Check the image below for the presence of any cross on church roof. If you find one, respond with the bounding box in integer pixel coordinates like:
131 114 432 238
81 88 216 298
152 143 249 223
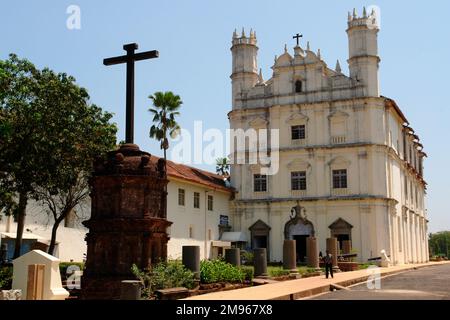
293 33 303 46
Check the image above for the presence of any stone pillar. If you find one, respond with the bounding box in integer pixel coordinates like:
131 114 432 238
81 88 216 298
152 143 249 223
326 237 341 272
182 246 200 279
120 280 141 300
415 215 420 263
81 144 172 300
342 240 352 255
307 237 320 270
225 248 240 267
253 248 268 277
282 240 297 273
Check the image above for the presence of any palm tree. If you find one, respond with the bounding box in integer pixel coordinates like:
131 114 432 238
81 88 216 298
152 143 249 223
148 91 182 163
216 157 230 176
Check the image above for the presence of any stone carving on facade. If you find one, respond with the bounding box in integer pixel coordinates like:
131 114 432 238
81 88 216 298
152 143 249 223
284 203 315 239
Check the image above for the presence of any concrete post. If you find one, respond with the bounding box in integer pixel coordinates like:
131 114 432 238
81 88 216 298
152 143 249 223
283 240 297 273
182 245 200 279
342 240 352 255
307 237 320 270
120 280 141 300
225 248 241 267
253 248 268 277
326 237 341 272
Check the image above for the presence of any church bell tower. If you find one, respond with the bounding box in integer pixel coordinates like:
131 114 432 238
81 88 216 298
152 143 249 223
230 28 258 109
347 7 380 97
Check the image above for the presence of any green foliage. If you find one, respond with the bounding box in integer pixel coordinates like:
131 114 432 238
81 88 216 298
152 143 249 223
268 267 290 277
200 259 245 284
429 231 450 257
215 157 230 176
0 53 117 256
357 263 377 270
131 261 196 299
0 265 13 290
241 250 254 266
240 266 254 281
148 91 182 155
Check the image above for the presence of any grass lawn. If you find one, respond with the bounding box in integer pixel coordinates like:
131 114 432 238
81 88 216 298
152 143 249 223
357 263 378 270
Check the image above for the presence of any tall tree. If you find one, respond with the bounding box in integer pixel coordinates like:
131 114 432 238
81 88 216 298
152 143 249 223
0 54 42 258
216 157 230 176
148 91 182 219
0 54 117 257
31 66 116 255
429 231 450 258
148 91 182 163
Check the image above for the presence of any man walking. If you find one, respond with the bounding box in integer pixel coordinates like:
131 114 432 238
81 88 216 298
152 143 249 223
324 250 334 279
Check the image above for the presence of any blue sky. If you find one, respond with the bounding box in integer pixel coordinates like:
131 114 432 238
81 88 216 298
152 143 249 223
1 1 448 232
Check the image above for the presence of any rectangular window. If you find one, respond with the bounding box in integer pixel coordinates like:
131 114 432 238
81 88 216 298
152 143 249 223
189 226 194 238
332 169 347 189
208 229 212 241
253 174 267 192
291 171 306 190
207 195 214 211
291 125 306 140
178 188 185 206
193 192 200 209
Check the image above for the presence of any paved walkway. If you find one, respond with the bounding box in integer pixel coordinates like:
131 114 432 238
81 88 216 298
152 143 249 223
309 263 450 300
183 261 450 300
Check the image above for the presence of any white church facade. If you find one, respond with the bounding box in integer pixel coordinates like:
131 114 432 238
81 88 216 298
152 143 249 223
228 8 429 265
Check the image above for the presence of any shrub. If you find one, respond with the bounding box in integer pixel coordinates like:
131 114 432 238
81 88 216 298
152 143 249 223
131 261 196 299
200 259 245 284
240 266 254 281
0 266 13 290
241 250 254 266
268 267 290 277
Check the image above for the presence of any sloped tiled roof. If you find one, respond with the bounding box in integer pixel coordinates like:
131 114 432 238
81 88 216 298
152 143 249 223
150 156 232 193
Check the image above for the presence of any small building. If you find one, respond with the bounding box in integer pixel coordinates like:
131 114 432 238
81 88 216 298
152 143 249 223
160 157 234 260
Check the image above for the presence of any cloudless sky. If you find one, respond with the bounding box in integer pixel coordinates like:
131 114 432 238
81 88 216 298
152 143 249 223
1 1 448 232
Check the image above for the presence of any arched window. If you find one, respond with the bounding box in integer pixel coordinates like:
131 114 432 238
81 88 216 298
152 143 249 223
295 80 303 93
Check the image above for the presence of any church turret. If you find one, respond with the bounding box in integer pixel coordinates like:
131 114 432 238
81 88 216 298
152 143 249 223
231 28 258 109
347 7 380 97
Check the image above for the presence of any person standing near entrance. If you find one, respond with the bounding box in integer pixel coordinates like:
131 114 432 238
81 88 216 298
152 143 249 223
324 250 333 279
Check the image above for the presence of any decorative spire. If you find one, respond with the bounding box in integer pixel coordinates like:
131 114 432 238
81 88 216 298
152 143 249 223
353 8 357 19
335 59 342 73
249 28 254 38
233 29 237 38
284 44 288 53
363 7 367 18
258 68 264 83
371 8 376 17
254 31 257 38
317 49 321 59
307 41 310 51
241 27 245 38
274 55 277 64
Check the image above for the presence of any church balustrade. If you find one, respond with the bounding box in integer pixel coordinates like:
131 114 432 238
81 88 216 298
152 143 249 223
291 189 307 197
331 135 347 144
331 188 348 196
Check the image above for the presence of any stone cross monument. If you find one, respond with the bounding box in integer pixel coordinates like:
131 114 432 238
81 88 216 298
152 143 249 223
81 43 171 300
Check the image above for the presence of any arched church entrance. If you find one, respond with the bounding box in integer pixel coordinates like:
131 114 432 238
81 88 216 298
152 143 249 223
284 204 315 263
